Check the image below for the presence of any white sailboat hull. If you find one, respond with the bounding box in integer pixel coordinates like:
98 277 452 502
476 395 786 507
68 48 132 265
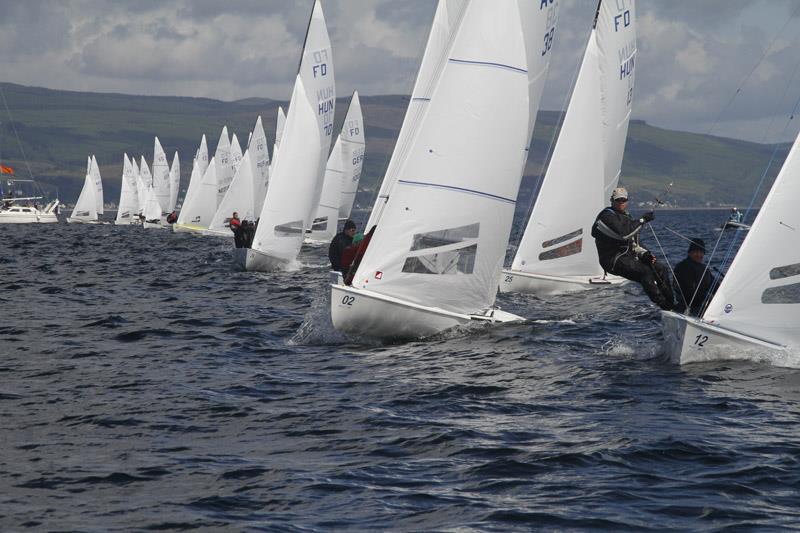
661 310 788 365
202 228 233 238
1 212 58 224
499 269 628 295
331 284 524 341
232 248 290 272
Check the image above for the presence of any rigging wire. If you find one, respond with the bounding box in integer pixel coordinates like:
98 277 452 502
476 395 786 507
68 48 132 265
0 84 36 180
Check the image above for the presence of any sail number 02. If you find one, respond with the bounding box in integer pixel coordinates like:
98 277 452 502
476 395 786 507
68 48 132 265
694 334 709 347
341 295 355 306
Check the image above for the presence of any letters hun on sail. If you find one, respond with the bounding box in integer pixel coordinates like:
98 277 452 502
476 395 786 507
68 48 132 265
249 0 335 267
510 0 636 279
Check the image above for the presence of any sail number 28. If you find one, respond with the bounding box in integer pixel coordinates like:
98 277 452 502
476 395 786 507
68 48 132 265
694 334 709 347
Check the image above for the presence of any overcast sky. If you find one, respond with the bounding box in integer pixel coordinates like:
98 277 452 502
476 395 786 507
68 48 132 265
1 0 799 142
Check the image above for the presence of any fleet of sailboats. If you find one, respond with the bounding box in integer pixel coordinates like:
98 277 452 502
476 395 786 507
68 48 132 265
6 0 794 367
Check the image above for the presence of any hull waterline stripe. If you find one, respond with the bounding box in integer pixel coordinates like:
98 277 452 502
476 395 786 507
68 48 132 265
398 179 516 205
448 58 527 75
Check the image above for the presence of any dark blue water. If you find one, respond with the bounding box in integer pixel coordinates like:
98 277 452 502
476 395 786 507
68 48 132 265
2 210 800 531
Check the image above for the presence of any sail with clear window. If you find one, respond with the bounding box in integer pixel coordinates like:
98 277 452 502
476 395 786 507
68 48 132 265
343 0 530 314
239 0 335 271
502 0 635 294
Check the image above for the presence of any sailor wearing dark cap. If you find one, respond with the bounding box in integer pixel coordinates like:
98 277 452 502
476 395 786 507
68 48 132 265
329 219 357 273
673 237 722 316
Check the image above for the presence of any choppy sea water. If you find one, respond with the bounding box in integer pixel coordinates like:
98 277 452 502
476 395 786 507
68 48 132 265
2 209 799 531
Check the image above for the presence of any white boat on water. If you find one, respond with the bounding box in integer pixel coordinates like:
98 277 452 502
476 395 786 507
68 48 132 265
174 132 220 234
500 0 635 296
205 116 270 238
662 128 800 365
115 154 139 225
234 0 335 271
331 0 557 340
0 200 59 223
68 156 104 224
306 91 365 244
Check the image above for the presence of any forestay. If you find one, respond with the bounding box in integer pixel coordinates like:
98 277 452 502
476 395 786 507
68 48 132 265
365 0 468 231
702 130 800 347
250 0 335 265
350 0 530 313
309 91 365 241
510 0 635 277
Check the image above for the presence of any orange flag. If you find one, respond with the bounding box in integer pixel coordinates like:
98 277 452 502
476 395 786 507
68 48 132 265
0 165 13 175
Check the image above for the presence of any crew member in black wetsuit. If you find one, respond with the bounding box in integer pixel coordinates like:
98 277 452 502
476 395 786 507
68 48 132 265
673 238 721 316
329 219 356 273
591 187 675 310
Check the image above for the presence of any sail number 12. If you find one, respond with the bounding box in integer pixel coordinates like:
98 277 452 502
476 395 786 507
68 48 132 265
694 334 709 347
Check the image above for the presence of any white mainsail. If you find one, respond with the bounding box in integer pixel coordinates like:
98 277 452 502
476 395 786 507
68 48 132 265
701 131 800 347
207 117 271 235
338 91 365 221
69 173 98 222
272 106 286 167
214 126 232 206
346 0 530 314
250 116 271 217
152 137 171 214
230 133 243 175
116 154 139 224
365 0 468 232
142 185 162 222
138 157 152 214
168 152 180 213
245 0 335 269
308 91 365 242
507 0 636 281
179 135 209 219
177 157 218 229
90 155 104 215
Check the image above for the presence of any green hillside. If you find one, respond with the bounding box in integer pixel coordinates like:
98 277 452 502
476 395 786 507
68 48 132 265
0 82 787 208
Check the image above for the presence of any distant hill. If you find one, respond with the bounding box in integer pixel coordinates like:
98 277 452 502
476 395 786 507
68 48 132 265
0 82 788 210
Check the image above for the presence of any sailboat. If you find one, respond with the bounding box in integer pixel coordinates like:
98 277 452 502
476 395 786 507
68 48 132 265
205 116 270 237
142 137 171 229
662 128 800 365
174 131 221 234
271 106 286 171
68 156 103 224
500 0 636 296
330 0 557 340
115 154 139 224
306 91 365 243
234 0 335 271
168 151 180 215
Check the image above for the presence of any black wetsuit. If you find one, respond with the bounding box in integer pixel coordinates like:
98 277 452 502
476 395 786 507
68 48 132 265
328 231 353 273
673 257 720 315
591 207 675 310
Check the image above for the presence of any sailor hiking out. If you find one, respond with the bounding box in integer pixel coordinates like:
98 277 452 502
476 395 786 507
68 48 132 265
591 187 675 310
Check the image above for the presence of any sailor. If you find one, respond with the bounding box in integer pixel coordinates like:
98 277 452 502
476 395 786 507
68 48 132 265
166 211 178 224
329 219 356 273
729 207 743 223
673 238 721 316
229 211 241 232
591 187 675 310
